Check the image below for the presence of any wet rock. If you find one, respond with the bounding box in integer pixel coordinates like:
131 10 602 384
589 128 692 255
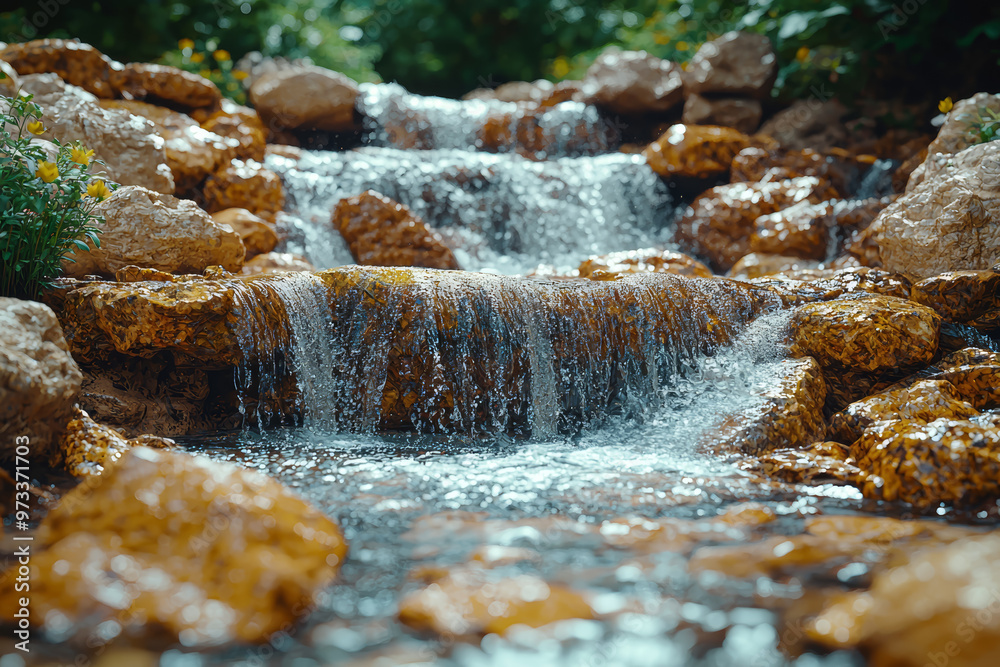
110 62 222 110
730 147 877 198
643 124 756 180
0 38 117 97
580 48 684 115
749 198 891 262
0 298 82 458
476 102 608 157
807 532 1000 665
577 248 713 279
851 417 1000 508
682 94 762 134
882 348 1000 411
788 295 939 373
599 515 744 554
683 32 776 98
22 74 174 193
398 566 593 637
910 267 1000 325
332 190 460 270
828 379 980 445
0 447 346 645
675 176 839 272
58 407 174 476
212 208 278 259
101 98 240 193
711 357 827 455
758 99 849 152
873 140 1000 279
739 441 862 485
908 92 1000 190
200 159 285 215
727 253 822 280
197 100 268 162
249 65 360 132
62 185 244 278
753 267 912 304
241 252 316 275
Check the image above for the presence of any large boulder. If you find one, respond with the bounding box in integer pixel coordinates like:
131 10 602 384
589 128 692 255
20 74 174 193
0 447 347 645
332 190 460 270
0 298 82 458
580 48 684 115
61 185 244 278
249 65 360 132
683 32 776 98
873 140 1000 279
0 38 117 98
908 92 1000 190
109 62 222 111
910 267 1000 325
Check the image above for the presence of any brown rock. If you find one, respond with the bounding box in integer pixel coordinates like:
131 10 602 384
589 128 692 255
877 348 1000 413
200 159 285 215
750 201 833 260
873 140 1000 278
212 208 278 259
727 253 822 280
581 48 684 114
851 417 1000 508
199 100 267 162
753 267 912 304
249 65 360 132
332 190 460 270
675 176 839 272
577 248 713 279
643 124 756 179
61 185 244 278
807 533 1000 664
241 252 316 275
22 74 174 193
788 295 940 374
0 298 82 458
758 99 848 151
476 103 607 157
398 566 593 637
730 146 877 198
58 407 174 476
828 379 980 445
683 31 776 98
682 94 762 134
110 62 222 110
739 442 862 485
0 447 347 645
0 38 116 97
910 267 1000 325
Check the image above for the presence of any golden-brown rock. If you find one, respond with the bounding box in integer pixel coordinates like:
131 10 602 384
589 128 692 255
0 298 82 458
683 31 776 98
750 200 833 260
61 185 244 278
727 253 823 280
682 94 762 134
58 407 173 476
580 48 683 114
730 146 874 198
199 100 267 162
675 176 839 272
753 267 912 305
643 124 755 179
110 62 222 110
739 442 862 485
0 447 347 645
241 252 316 275
0 38 116 97
398 566 593 637
249 65 359 132
332 190 460 270
910 267 1000 324
577 248 713 279
212 208 278 259
200 159 285 215
827 380 980 445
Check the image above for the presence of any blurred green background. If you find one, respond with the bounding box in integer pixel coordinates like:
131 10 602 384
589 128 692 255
3 0 998 103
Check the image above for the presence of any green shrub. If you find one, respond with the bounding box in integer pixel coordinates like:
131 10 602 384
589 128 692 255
0 90 109 300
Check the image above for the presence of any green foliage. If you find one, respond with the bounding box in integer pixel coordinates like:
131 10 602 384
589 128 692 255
969 107 1000 145
159 41 250 104
0 90 109 300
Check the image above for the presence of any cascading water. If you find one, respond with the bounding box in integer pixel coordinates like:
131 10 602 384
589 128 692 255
268 148 674 274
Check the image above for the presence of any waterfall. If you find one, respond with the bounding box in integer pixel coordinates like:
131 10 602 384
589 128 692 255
267 148 674 275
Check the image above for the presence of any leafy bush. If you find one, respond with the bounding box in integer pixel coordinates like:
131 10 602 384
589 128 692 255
0 90 109 299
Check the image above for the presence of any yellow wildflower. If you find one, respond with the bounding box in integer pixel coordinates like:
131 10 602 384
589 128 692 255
938 97 954 113
70 146 95 166
27 120 45 135
35 161 58 183
190 52 205 64
178 38 195 50
796 46 810 64
232 70 249 81
199 69 212 79
675 40 689 52
552 56 570 79
86 180 111 201
214 49 231 61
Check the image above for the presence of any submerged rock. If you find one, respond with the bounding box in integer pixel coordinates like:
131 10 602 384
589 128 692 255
61 185 244 278
249 65 360 132
580 48 683 115
332 190 460 270
643 124 757 179
0 447 346 645
0 38 117 97
0 298 82 458
683 31 776 98
577 248 713 279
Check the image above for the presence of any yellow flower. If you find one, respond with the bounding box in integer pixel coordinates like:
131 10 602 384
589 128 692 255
552 56 570 79
178 38 195 50
675 40 689 52
27 120 45 135
35 161 58 183
232 70 249 81
214 49 231 62
199 69 212 79
86 180 111 201
190 52 204 64
796 46 810 64
938 97 954 113
70 146 95 166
